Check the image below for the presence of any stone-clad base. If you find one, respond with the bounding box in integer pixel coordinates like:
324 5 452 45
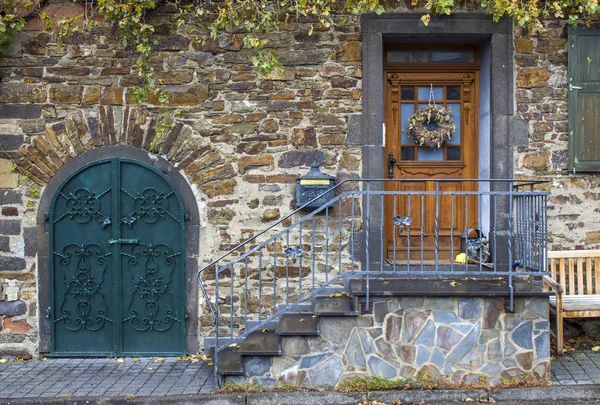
229 296 550 387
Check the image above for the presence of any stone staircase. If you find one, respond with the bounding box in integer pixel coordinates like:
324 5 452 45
206 283 361 380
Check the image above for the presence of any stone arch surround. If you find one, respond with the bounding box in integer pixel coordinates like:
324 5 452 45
32 107 218 354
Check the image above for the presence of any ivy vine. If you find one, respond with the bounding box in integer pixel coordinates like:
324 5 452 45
1 0 599 105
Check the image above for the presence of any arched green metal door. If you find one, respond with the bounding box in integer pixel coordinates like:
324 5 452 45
50 158 186 356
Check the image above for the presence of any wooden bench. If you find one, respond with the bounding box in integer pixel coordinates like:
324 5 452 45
543 249 600 355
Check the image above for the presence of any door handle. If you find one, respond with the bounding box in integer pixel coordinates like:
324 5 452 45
569 84 582 91
108 239 139 244
388 152 397 179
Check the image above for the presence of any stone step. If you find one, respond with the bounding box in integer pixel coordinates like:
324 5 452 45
238 330 282 356
313 295 358 316
277 303 313 313
204 337 234 352
275 313 320 336
245 320 279 331
216 347 244 376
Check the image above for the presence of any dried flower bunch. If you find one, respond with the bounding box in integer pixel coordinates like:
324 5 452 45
407 105 456 149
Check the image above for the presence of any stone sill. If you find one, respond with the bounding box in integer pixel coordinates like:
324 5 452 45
349 277 552 298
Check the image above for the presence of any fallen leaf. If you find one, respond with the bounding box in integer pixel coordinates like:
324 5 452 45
450 281 461 286
420 13 431 26
132 357 139 362
155 358 164 363
592 346 600 352
117 358 125 363
0 359 8 364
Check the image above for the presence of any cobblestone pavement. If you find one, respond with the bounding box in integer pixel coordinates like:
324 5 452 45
0 350 598 399
0 357 215 399
551 349 600 385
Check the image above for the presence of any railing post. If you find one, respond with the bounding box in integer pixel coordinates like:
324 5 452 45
508 186 514 312
392 194 397 273
351 194 356 273
434 181 440 270
214 261 219 387
365 181 371 311
380 193 384 272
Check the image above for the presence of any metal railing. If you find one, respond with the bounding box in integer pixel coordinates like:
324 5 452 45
197 179 549 381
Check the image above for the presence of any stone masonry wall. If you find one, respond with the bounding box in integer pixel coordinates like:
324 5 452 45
228 296 551 386
0 2 597 357
0 2 363 356
514 21 600 250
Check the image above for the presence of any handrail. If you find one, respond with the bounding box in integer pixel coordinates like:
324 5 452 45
197 178 549 277
196 178 357 278
202 178 549 386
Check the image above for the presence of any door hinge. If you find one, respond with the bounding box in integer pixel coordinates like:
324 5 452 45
43 212 49 231
184 211 191 222
45 307 51 319
108 239 139 244
185 310 190 319
569 83 582 91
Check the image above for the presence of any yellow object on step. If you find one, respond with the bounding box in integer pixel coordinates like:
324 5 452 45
455 253 467 263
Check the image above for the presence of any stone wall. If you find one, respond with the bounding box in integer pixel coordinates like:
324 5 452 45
0 2 597 357
0 3 363 356
228 296 551 386
514 22 600 250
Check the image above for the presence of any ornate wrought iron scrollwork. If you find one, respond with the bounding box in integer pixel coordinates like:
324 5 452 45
393 215 412 233
284 246 303 264
61 188 112 228
53 243 113 331
121 188 177 228
121 243 182 332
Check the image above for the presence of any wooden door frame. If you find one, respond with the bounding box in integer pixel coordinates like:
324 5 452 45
361 14 524 269
383 47 481 261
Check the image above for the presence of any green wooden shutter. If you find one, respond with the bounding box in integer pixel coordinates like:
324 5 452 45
569 27 600 173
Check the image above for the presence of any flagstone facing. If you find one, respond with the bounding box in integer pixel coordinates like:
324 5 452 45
228 296 551 386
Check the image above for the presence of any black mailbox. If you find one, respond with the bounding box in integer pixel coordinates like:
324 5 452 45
296 163 335 210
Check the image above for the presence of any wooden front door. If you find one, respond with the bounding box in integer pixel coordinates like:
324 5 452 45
384 61 480 263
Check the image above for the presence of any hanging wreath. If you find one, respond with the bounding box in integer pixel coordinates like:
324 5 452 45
407 105 456 149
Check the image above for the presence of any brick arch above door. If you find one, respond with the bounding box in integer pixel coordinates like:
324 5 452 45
16 106 236 200
36 144 201 354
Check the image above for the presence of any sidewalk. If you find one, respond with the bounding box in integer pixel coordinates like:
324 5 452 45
0 357 215 399
551 349 600 385
0 350 597 401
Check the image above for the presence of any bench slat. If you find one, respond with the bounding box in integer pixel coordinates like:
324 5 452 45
596 258 600 294
569 258 575 295
560 258 566 294
550 296 600 312
587 258 593 295
548 250 600 259
578 257 584 295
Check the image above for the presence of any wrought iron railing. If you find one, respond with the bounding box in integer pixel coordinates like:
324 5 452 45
197 179 549 381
